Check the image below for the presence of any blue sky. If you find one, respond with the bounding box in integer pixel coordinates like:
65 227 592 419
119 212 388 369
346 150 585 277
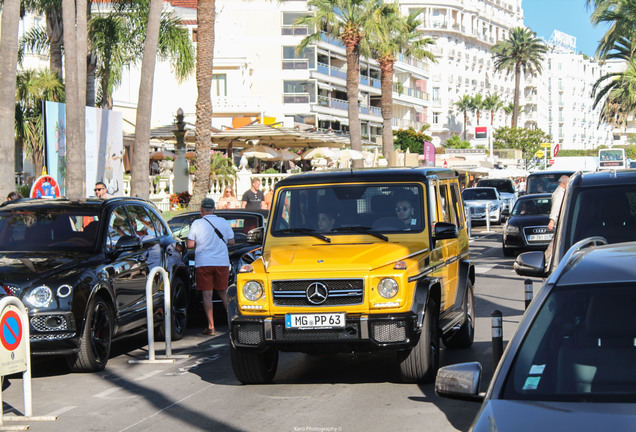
523 0 609 57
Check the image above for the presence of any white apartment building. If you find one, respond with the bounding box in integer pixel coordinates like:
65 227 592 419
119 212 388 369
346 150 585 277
398 0 524 146
523 31 614 151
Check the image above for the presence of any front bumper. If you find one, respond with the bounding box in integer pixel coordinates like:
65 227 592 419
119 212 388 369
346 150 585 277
230 312 420 352
468 207 500 222
28 312 80 355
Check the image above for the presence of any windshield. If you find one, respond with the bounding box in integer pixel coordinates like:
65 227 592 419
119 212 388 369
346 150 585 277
511 197 552 216
169 213 262 244
477 179 515 193
462 188 497 201
270 184 425 236
526 173 573 194
563 185 636 250
502 283 636 402
0 209 101 251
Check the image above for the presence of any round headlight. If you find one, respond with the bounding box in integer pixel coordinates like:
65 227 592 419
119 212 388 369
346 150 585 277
27 285 53 308
243 281 264 301
377 278 399 299
57 284 73 298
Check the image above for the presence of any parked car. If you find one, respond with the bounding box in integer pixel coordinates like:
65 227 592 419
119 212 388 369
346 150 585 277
230 167 475 384
524 170 575 195
436 239 636 432
502 193 552 257
167 209 267 300
476 178 517 216
515 170 636 278
462 187 503 224
0 197 190 372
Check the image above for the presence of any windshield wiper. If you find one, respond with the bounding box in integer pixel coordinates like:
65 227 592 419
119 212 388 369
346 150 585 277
331 226 388 241
276 228 331 243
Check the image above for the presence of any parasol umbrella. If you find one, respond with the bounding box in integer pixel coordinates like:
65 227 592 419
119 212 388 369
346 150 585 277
241 145 279 159
149 150 176 160
272 149 301 161
333 148 364 161
301 147 336 160
184 150 196 159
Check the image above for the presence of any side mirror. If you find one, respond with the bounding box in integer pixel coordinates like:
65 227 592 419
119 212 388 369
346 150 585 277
247 226 264 245
434 221 459 240
435 362 484 402
115 235 142 251
514 251 547 278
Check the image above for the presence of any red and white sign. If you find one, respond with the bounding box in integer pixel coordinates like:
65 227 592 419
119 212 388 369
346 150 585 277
443 160 448 168
30 175 61 199
548 159 555 165
553 144 559 157
475 126 488 139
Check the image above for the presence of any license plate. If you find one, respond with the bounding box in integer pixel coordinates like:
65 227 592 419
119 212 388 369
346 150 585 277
528 234 552 241
285 313 345 329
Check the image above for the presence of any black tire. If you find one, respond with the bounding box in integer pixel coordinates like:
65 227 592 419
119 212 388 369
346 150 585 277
398 298 440 383
443 281 475 349
158 276 188 341
67 296 113 372
502 245 515 257
230 344 278 384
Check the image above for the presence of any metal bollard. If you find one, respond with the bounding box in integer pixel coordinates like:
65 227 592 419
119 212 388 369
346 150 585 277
485 207 491 232
524 279 533 309
491 310 503 370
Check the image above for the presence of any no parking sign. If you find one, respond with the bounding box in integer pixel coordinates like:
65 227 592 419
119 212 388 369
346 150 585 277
0 304 27 375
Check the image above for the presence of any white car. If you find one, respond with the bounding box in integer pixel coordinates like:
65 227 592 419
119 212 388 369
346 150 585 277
462 187 503 224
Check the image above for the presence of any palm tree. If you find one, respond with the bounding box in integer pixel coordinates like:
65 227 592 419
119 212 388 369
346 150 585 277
0 0 21 199
367 4 436 160
491 27 547 128
297 0 377 167
191 0 215 206
483 93 504 127
587 0 636 59
21 0 64 77
470 93 484 125
454 95 472 140
130 0 162 199
62 0 84 199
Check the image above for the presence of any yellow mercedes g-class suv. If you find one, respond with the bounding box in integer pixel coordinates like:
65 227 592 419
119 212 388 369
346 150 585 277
229 167 475 384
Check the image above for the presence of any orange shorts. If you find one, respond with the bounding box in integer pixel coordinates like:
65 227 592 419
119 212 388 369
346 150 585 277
195 266 230 291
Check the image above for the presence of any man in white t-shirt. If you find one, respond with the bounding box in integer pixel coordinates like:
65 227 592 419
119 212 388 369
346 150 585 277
187 198 235 336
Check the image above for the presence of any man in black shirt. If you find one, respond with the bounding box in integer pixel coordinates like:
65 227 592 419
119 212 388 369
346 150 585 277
241 178 266 209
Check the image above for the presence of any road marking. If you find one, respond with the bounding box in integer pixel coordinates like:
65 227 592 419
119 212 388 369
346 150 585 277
46 406 77 417
95 387 121 398
134 370 163 382
475 264 497 274
164 354 221 376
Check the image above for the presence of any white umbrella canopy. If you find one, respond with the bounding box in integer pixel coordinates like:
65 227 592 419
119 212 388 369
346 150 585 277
241 145 279 159
301 147 336 160
272 149 301 161
333 148 364 161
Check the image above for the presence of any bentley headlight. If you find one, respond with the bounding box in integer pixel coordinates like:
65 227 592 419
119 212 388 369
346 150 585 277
27 285 53 308
378 278 399 299
243 281 264 301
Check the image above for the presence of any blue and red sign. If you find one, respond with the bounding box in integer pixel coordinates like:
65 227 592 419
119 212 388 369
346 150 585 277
30 175 61 199
1 309 23 351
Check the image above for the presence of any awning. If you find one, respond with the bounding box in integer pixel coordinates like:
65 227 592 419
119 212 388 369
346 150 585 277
414 105 426 113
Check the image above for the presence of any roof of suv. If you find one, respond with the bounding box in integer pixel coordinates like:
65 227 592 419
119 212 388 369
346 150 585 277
570 169 636 188
275 167 459 188
555 241 636 286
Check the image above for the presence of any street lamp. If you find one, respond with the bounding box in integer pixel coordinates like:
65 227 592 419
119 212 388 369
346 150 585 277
172 107 189 193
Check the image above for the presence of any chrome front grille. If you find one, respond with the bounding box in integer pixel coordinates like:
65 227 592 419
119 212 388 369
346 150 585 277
31 315 70 332
272 279 364 306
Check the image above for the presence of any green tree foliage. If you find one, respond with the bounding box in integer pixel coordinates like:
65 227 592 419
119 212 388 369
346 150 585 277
493 127 551 166
443 135 471 149
392 126 431 153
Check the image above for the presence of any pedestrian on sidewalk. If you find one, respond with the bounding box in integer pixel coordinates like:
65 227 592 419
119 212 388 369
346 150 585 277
187 198 235 336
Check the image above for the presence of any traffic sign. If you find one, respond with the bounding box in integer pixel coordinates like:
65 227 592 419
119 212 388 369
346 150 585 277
0 304 27 375
443 160 448 168
540 143 552 148
548 159 555 165
30 175 61 199
535 150 544 158
553 143 559 157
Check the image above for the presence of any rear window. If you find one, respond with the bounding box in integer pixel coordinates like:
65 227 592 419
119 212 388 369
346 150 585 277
462 188 497 200
477 179 515 193
526 172 574 194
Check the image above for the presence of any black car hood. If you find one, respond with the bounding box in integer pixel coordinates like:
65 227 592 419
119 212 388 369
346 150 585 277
0 251 99 285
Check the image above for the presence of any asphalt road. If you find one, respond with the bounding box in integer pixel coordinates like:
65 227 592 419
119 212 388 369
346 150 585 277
1 225 539 432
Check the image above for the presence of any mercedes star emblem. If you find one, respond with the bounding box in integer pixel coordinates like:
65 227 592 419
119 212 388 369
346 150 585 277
306 282 329 305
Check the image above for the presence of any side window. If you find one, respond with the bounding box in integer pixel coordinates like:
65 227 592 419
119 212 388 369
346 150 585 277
450 182 464 229
147 208 169 237
128 205 158 241
437 183 452 223
108 207 134 249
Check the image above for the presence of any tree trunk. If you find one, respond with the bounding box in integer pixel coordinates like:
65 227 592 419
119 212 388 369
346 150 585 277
130 0 163 199
463 111 467 140
63 0 84 199
46 8 64 78
0 0 20 199
345 41 363 168
512 62 521 128
191 0 215 206
77 0 87 188
379 59 395 163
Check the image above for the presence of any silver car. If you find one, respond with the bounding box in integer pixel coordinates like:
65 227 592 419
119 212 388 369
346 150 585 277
462 187 503 224
435 238 636 432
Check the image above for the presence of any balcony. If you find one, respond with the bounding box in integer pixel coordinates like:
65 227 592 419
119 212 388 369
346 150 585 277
392 83 429 101
281 25 309 36
317 95 381 117
317 62 347 80
282 59 310 70
320 31 344 48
